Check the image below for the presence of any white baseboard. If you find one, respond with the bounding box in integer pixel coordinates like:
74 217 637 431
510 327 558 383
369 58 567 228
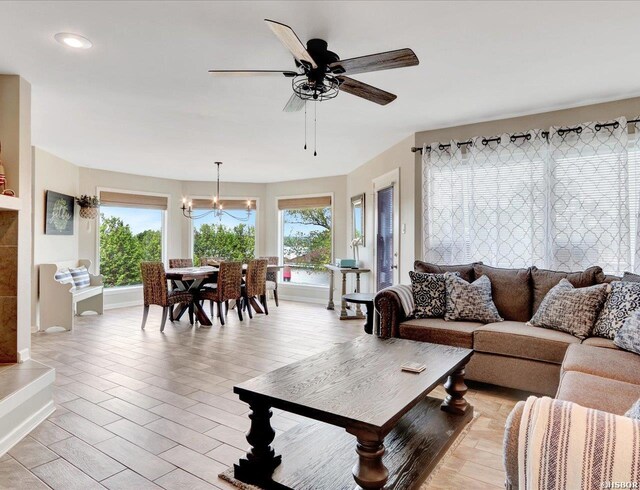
0 400 55 457
277 294 327 306
17 349 30 363
105 300 142 311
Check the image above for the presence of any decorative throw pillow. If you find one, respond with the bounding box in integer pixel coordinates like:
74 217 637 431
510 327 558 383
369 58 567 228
54 268 74 285
625 398 640 419
528 279 608 339
593 281 640 339
614 310 640 355
443 272 503 323
409 271 447 318
623 271 640 283
70 266 91 288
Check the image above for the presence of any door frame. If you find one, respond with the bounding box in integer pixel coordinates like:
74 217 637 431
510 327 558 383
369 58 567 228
373 168 400 289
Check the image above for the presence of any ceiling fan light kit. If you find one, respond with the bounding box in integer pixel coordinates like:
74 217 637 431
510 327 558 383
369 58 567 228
208 19 419 154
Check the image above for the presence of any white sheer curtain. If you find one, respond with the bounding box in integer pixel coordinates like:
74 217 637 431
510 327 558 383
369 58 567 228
422 117 640 275
547 118 630 273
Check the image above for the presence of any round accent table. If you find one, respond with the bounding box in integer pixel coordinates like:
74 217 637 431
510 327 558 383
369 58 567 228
343 293 377 334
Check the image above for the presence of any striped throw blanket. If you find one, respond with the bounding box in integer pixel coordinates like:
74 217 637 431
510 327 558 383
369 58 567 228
380 284 414 316
519 396 640 490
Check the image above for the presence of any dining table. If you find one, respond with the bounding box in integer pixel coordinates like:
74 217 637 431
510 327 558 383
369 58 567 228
165 264 283 326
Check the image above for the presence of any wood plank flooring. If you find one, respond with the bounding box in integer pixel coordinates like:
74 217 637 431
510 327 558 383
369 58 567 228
0 301 529 489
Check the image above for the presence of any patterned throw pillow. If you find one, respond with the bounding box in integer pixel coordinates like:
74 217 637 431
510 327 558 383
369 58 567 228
70 266 91 288
614 310 640 355
623 271 640 283
593 281 640 339
443 273 503 323
409 271 447 318
625 398 640 419
528 279 608 339
54 268 74 285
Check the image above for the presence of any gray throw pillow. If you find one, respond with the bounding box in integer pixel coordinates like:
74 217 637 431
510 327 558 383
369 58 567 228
593 281 640 339
623 271 640 283
614 310 640 355
528 279 608 339
409 271 447 319
625 398 640 419
444 273 502 323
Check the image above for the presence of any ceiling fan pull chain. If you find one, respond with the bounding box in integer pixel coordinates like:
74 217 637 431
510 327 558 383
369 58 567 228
304 100 307 150
314 102 317 157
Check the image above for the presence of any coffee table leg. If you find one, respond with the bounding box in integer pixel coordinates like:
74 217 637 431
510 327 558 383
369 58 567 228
234 397 281 484
348 429 388 490
441 365 470 415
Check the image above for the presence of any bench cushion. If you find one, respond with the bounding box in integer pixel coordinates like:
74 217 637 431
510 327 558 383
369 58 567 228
474 321 580 364
399 318 483 349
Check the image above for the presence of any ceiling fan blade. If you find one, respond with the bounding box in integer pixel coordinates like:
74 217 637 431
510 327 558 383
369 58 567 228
338 77 397 105
208 69 297 77
264 19 318 69
283 93 305 112
329 48 418 76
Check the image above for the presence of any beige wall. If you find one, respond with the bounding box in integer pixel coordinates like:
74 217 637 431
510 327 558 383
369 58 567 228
31 148 80 325
345 135 416 293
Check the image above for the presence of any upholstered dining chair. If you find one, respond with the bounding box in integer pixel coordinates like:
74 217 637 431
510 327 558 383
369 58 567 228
243 258 268 318
140 261 194 332
260 256 279 307
196 261 244 325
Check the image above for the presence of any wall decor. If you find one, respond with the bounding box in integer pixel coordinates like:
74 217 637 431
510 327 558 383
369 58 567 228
76 194 100 219
45 190 74 235
351 193 365 246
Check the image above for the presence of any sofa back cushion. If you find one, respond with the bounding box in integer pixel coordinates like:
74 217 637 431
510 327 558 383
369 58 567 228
473 264 532 321
530 265 604 314
414 260 479 283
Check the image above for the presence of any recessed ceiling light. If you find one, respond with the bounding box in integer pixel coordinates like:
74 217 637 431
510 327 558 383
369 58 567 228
54 32 92 49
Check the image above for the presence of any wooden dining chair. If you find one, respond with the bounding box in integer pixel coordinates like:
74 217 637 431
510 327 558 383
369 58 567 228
196 261 244 325
140 261 194 332
243 258 269 318
260 256 279 307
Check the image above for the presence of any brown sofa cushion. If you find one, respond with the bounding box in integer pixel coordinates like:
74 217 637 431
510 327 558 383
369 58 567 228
474 321 580 364
413 261 479 283
530 265 604 314
557 370 640 416
562 343 640 385
581 337 619 349
399 317 483 349
473 264 532 321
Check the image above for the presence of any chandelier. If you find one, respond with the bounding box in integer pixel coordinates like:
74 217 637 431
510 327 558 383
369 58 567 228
181 162 252 221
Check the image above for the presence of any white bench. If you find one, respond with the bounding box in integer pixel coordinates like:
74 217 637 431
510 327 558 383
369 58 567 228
39 259 104 331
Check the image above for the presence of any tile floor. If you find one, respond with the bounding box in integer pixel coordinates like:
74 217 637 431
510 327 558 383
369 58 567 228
0 301 528 489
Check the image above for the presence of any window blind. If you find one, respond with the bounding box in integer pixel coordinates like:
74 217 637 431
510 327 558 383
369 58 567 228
100 191 168 210
190 198 256 210
278 196 331 210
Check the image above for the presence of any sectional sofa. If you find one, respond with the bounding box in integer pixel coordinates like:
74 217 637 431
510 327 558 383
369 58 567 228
374 261 635 397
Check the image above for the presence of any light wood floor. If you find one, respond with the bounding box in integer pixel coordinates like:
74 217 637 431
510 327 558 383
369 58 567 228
0 301 528 489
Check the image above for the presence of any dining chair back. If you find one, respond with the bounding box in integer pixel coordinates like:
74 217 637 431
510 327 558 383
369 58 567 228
140 261 193 332
169 258 193 268
243 259 269 318
196 261 244 325
260 256 280 307
201 256 224 266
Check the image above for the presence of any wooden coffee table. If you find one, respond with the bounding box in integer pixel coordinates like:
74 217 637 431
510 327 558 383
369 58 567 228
232 336 473 489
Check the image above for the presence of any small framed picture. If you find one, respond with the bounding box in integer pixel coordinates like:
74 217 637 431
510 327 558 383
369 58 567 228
45 190 74 235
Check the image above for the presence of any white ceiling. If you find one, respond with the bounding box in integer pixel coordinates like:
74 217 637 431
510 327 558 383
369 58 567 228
0 1 639 182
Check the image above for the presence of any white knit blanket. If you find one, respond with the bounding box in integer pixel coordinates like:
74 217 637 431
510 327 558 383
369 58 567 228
519 396 640 490
379 284 414 316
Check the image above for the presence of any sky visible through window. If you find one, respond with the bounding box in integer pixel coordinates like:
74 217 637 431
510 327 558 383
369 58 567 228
101 206 162 234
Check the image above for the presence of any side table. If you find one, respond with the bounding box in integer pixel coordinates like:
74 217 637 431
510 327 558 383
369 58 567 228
343 293 376 334
325 264 371 320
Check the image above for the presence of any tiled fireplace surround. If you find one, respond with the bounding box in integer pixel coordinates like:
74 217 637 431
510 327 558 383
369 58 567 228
0 210 17 364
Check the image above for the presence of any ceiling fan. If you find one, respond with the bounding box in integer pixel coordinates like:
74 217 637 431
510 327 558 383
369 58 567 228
209 19 419 112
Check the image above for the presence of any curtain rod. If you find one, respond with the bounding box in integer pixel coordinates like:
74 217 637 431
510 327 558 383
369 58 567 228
410 118 640 154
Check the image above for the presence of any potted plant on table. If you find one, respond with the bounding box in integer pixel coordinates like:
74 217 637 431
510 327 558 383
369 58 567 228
76 195 100 219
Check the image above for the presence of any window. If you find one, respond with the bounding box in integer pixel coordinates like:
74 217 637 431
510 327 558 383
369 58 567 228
279 196 332 286
423 121 640 275
192 207 256 265
99 206 164 288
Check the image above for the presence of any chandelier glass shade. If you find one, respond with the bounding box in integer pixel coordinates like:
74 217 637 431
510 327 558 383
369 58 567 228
181 162 252 221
